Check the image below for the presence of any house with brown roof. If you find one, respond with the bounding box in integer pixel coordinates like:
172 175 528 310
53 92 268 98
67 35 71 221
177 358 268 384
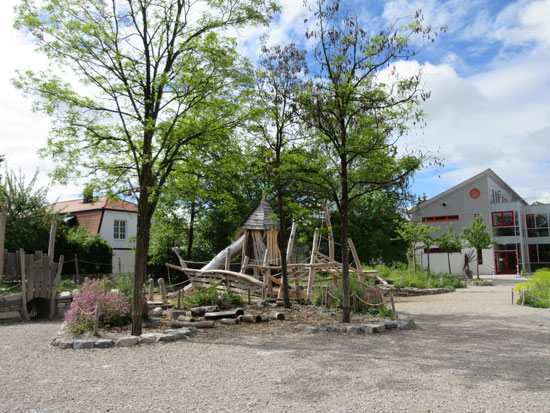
52 196 138 274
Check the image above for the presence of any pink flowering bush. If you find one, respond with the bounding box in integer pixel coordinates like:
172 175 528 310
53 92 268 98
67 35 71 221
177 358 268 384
65 279 131 335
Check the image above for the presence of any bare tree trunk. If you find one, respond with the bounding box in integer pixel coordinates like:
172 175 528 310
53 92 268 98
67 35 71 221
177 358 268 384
447 252 451 274
340 155 351 323
277 189 291 308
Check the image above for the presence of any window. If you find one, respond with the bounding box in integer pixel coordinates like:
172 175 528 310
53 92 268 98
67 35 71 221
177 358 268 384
528 244 538 263
422 215 459 222
114 220 127 240
526 214 535 228
492 211 514 227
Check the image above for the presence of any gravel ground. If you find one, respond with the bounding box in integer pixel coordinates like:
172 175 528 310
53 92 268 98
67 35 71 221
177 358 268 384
1 275 549 413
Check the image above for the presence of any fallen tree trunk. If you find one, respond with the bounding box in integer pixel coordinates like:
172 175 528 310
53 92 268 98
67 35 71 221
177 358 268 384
204 309 244 320
240 314 262 323
177 315 195 322
169 310 187 320
171 320 215 329
220 318 240 325
190 306 218 317
269 311 284 321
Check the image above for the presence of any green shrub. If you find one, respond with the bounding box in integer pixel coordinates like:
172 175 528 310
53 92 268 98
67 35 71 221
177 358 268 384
58 279 78 292
183 283 243 309
373 264 463 289
514 269 550 308
110 272 133 302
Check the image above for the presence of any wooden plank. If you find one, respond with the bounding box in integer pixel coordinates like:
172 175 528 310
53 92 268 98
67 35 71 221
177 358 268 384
306 229 319 300
49 255 63 319
19 249 29 321
33 257 43 298
41 255 50 298
323 201 335 260
25 254 34 303
348 238 364 283
7 252 16 276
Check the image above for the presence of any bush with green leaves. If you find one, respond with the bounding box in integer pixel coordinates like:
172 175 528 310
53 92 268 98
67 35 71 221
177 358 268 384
376 264 464 289
513 269 550 308
183 283 244 309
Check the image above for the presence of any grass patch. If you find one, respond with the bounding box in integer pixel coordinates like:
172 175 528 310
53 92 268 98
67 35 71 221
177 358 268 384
372 262 464 289
183 283 244 309
514 269 550 308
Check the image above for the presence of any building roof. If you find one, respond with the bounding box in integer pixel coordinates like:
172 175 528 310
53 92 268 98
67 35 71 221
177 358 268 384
71 211 103 234
240 199 279 230
51 195 138 214
412 168 526 212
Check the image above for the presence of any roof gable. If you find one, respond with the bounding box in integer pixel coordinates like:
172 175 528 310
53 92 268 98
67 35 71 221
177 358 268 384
52 195 138 214
412 168 526 212
240 199 279 230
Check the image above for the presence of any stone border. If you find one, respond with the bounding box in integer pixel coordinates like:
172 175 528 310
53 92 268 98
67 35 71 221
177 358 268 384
51 327 196 350
297 318 415 334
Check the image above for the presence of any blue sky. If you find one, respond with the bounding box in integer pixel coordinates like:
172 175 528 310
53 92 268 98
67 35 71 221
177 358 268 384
1 0 549 204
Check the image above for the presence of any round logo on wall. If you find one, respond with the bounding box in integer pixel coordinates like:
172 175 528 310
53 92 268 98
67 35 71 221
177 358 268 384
469 188 481 199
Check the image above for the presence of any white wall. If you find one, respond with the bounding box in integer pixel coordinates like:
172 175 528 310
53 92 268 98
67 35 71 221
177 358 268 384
419 248 495 276
100 210 137 275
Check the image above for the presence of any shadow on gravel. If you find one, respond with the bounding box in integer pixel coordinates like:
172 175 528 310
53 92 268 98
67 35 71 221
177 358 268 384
199 311 550 394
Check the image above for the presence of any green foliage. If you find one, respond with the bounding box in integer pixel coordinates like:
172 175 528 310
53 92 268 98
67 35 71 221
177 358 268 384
56 226 113 275
461 215 493 278
513 269 550 308
0 168 52 253
329 191 411 265
183 284 244 309
376 264 464 289
58 279 78 292
435 223 462 274
110 273 133 303
395 221 438 274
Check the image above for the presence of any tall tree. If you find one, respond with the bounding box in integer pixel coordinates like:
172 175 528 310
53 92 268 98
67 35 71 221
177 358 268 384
461 215 493 279
298 0 439 322
250 41 308 308
14 0 278 335
436 223 462 274
395 220 425 275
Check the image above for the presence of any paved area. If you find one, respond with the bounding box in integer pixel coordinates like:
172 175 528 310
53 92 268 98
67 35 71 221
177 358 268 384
0 275 549 412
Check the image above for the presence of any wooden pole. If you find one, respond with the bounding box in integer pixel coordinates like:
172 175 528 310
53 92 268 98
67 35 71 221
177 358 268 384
177 289 181 309
19 249 30 321
247 288 251 305
263 248 272 297
158 278 167 304
47 214 58 260
93 303 100 336
118 257 122 274
322 202 335 260
348 238 364 283
390 293 397 320
0 203 7 283
306 229 320 300
74 254 80 284
148 278 154 302
103 274 108 294
224 247 231 271
511 289 514 305
286 222 297 263
521 291 525 306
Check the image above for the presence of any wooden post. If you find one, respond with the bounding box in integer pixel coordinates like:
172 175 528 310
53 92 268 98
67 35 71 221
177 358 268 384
521 291 525 306
439 277 443 287
47 214 58 260
224 247 232 271
399 276 403 288
158 278 167 304
511 289 514 305
74 254 80 284
322 202 335 260
148 278 154 301
118 257 121 274
390 293 397 320
103 274 108 294
306 229 320 300
247 288 251 305
93 303 100 336
263 248 272 297
348 238 364 283
286 222 297 263
177 289 181 309
240 255 249 273
352 292 357 314
428 278 431 289
0 203 7 283
19 249 30 321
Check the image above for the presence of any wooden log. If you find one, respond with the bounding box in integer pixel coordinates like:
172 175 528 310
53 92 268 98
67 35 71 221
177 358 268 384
190 306 218 317
390 293 397 320
240 256 249 274
48 214 58 260
322 201 335 260
148 279 154 301
220 318 239 325
169 310 187 320
260 315 270 322
269 311 284 321
177 315 195 322
204 308 244 320
306 229 320 300
48 255 63 319
224 247 231 271
171 320 214 329
158 278 167 304
348 238 364 283
240 314 262 323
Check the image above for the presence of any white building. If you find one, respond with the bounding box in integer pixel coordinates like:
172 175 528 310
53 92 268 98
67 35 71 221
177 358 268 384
410 168 548 275
53 196 137 274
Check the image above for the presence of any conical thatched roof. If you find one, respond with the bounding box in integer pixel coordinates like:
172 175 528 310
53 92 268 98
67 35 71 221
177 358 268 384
240 199 279 230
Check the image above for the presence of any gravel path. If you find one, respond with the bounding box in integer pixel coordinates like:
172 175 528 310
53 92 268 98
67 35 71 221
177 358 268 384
1 275 549 412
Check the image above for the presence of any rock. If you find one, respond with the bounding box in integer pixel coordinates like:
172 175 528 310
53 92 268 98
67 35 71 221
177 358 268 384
363 323 386 334
258 300 270 307
139 333 162 344
163 329 176 334
58 291 72 299
145 318 161 327
149 307 164 317
396 318 416 330
115 336 139 347
169 331 188 340
73 340 96 350
327 325 347 333
157 334 177 343
0 311 21 320
384 321 399 329
169 310 187 320
176 327 196 337
297 324 318 332
57 339 74 349
95 339 114 349
346 325 363 334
